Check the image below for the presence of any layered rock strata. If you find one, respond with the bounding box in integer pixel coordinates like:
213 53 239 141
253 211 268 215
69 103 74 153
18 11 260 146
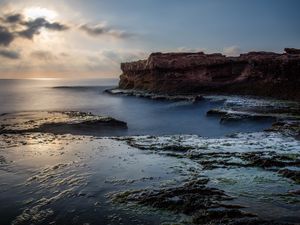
119 48 300 100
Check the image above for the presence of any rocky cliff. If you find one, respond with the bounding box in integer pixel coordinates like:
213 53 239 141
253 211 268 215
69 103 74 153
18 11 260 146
119 48 300 101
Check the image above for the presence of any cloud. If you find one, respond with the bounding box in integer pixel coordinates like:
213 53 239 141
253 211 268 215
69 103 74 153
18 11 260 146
223 46 241 56
5 13 22 23
30 50 56 60
101 49 148 63
80 23 133 39
0 25 14 46
44 21 67 31
0 12 69 44
19 17 68 39
0 48 20 59
176 47 206 53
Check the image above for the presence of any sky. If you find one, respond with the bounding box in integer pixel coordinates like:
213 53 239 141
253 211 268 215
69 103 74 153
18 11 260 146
0 0 299 78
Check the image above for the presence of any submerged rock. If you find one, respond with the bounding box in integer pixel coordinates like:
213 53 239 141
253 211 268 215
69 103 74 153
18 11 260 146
108 176 294 224
108 177 261 224
192 209 256 224
279 169 300 183
105 88 200 102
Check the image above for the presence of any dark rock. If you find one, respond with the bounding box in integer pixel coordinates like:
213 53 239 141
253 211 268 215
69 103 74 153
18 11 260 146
109 178 230 212
193 95 204 103
266 120 300 137
285 48 300 55
206 109 276 123
207 109 228 116
192 209 256 224
288 189 300 195
0 111 128 136
279 169 300 183
107 177 293 224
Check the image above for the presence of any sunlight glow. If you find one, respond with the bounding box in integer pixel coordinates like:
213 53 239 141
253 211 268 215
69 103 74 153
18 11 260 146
24 7 58 21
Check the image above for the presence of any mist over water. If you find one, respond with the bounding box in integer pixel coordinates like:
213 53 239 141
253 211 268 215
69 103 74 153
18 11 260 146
0 78 273 137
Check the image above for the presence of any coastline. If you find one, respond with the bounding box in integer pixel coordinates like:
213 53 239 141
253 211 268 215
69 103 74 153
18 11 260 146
0 79 299 224
118 48 300 101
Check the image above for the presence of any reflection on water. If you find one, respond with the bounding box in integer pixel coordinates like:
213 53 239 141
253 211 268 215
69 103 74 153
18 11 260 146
0 133 299 225
0 79 273 137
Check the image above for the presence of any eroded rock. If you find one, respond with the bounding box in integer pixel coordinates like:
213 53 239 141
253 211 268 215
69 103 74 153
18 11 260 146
0 111 127 135
119 49 300 101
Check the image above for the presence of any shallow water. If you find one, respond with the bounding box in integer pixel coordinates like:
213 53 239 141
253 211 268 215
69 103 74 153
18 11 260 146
0 79 299 225
0 79 273 137
0 134 194 224
0 133 299 225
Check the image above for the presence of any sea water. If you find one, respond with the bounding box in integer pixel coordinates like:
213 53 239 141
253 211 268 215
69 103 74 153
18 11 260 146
0 78 273 137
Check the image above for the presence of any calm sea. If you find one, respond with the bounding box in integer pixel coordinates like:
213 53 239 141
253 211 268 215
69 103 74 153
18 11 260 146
0 78 273 137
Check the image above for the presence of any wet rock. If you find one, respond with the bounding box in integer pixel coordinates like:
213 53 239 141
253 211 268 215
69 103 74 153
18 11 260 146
107 177 268 224
279 169 300 183
105 88 196 102
159 145 193 152
191 151 300 171
108 178 235 214
117 135 300 184
194 95 204 101
241 152 295 168
207 109 277 123
207 109 229 116
266 120 300 137
205 97 300 136
192 95 204 103
192 209 256 224
0 111 127 135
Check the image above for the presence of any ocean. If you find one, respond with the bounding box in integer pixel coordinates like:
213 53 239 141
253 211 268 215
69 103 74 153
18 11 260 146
0 78 299 225
0 78 273 137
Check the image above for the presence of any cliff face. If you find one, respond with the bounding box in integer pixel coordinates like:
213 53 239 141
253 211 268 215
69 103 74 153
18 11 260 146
119 49 300 101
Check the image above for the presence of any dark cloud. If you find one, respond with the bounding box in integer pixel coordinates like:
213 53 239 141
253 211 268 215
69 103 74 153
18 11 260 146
0 26 14 46
80 24 132 39
80 24 106 36
5 13 22 23
19 18 68 39
44 22 68 31
0 12 69 44
0 49 20 59
30 50 55 60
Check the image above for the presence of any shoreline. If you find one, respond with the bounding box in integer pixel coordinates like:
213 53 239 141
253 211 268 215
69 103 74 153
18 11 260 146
0 84 299 225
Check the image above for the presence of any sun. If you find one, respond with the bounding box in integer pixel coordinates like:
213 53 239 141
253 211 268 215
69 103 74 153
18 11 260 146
24 7 58 21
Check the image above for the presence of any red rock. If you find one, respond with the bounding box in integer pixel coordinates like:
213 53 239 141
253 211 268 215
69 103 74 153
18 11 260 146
119 49 300 101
